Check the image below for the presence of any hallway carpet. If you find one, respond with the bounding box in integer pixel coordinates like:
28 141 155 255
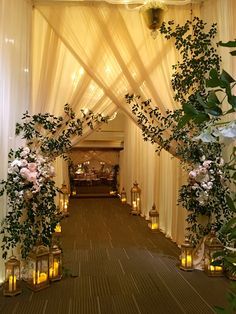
0 198 230 313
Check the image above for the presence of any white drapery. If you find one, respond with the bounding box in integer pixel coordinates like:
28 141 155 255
119 116 187 244
0 0 31 282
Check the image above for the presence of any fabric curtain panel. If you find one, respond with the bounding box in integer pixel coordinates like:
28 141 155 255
119 117 186 245
0 0 31 282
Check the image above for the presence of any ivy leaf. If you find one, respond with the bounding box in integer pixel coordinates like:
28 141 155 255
226 195 236 213
205 106 222 116
177 114 192 129
228 95 236 109
220 70 235 84
207 91 220 105
219 40 236 48
206 69 221 88
221 217 236 234
197 93 207 108
183 102 198 116
193 112 209 124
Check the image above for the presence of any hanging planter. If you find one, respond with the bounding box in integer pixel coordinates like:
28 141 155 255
140 1 167 39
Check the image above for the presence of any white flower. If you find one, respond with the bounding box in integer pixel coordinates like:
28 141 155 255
201 183 208 189
218 158 224 167
20 159 28 167
200 155 206 162
207 182 213 189
218 121 236 138
193 131 216 143
11 159 22 168
23 147 30 153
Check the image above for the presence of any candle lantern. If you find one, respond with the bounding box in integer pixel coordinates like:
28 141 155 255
131 182 141 215
59 183 70 217
180 236 194 271
3 255 21 296
27 244 50 291
148 204 159 231
204 229 224 277
120 188 127 204
49 244 62 282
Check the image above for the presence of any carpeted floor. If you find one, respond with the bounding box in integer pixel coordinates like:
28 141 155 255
0 198 230 313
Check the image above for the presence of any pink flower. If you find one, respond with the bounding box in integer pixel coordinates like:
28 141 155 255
28 163 37 172
27 171 37 183
20 167 30 179
189 171 197 179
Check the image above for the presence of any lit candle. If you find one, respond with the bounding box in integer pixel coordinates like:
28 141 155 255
39 272 47 283
132 201 137 208
13 275 16 291
33 271 36 285
49 267 53 278
209 265 215 271
53 261 59 277
215 266 222 271
186 255 192 267
37 270 40 284
151 223 158 230
181 257 186 266
9 275 13 292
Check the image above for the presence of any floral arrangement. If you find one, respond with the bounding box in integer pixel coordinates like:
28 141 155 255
179 156 232 245
1 147 58 259
0 104 108 259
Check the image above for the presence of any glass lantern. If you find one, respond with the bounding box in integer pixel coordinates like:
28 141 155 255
27 244 50 291
59 183 70 217
120 188 127 204
131 182 141 215
204 229 224 277
49 245 62 282
3 255 21 296
148 204 159 231
180 236 194 271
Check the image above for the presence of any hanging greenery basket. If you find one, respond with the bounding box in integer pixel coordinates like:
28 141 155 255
140 1 167 38
141 7 165 30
